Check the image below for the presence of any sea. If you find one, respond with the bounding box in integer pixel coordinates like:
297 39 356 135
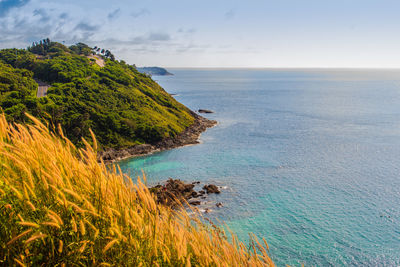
118 69 400 266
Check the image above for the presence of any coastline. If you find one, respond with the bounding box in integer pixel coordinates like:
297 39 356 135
98 112 217 163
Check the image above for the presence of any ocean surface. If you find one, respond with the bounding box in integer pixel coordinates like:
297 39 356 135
118 69 400 266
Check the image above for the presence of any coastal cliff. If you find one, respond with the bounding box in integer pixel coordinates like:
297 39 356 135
99 112 216 162
0 40 204 154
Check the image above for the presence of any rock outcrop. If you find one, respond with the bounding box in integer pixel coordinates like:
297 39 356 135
203 184 221 194
149 179 222 208
149 179 196 207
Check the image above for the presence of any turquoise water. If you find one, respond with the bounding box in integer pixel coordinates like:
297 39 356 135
118 69 400 266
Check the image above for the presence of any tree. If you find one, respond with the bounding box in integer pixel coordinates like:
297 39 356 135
69 43 92 56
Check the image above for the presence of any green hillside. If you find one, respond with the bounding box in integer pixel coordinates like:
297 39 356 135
0 40 195 149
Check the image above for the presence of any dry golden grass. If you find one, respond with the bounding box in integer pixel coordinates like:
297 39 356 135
0 113 274 266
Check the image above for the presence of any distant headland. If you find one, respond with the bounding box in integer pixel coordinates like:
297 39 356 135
137 66 173 76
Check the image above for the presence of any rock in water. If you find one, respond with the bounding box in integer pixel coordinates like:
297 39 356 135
189 200 201 206
150 178 196 207
150 180 222 208
198 109 214 114
203 184 221 194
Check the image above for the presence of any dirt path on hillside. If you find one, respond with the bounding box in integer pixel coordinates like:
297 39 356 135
35 79 51 97
88 55 105 67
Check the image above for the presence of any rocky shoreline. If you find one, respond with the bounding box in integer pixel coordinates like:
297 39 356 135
98 112 217 163
150 179 223 209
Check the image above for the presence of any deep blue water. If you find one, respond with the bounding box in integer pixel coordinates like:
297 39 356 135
118 69 400 266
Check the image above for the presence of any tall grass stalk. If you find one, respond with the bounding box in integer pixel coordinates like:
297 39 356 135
0 113 274 266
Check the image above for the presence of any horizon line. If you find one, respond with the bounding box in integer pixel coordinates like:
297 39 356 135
161 66 400 70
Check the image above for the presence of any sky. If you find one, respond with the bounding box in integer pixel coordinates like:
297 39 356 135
1 0 400 68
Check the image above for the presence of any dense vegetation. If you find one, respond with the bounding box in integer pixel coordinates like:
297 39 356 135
0 114 273 266
0 40 194 149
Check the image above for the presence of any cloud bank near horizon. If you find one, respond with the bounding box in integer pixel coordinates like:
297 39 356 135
1 0 400 68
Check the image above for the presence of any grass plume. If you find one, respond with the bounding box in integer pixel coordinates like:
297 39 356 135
0 113 274 266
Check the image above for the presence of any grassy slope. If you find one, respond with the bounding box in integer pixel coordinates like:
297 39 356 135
0 44 195 149
0 114 273 266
